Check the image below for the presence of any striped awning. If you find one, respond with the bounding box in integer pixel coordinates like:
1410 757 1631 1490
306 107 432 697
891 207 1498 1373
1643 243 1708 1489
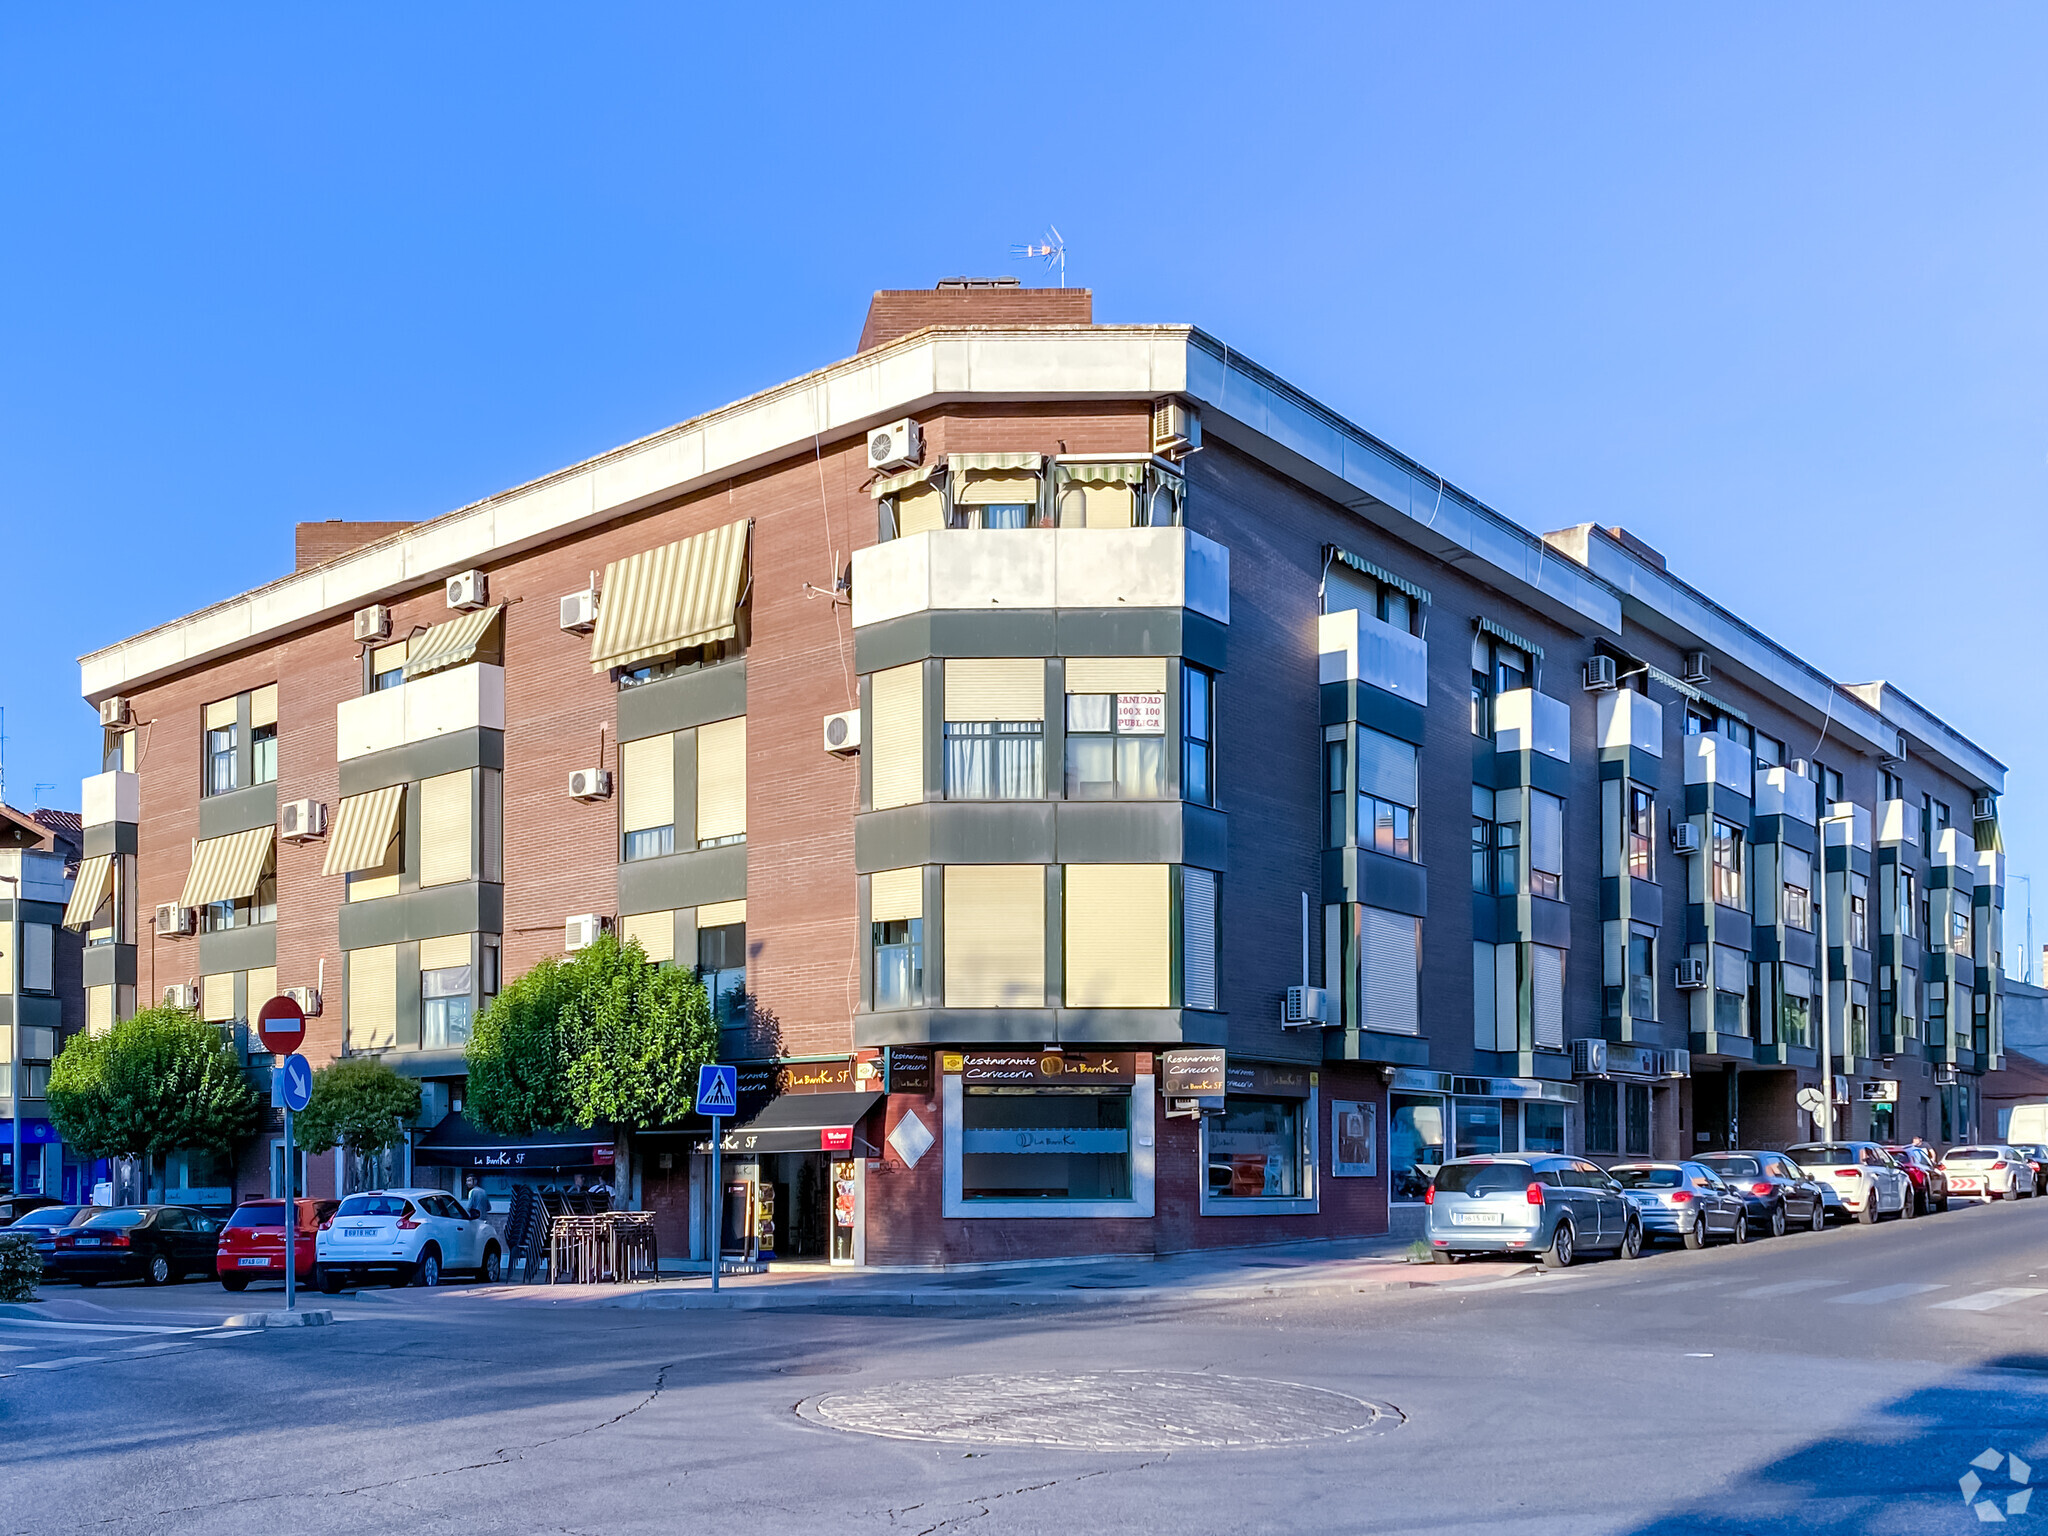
1331 545 1432 606
1478 616 1544 660
871 463 941 500
402 605 503 682
589 517 751 674
1054 459 1148 487
179 826 275 909
948 452 1045 475
62 854 113 931
323 785 406 877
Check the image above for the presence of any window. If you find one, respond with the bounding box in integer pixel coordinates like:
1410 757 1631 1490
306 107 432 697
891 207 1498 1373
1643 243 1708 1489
1712 820 1744 909
1714 945 1748 1036
621 734 675 862
1628 925 1656 1021
698 917 747 1027
1453 1098 1503 1158
422 965 474 1049
1781 845 1813 932
347 944 398 1052
1952 891 1973 959
1850 874 1869 949
1624 1083 1651 1159
1523 1101 1567 1154
1348 906 1419 1035
1627 786 1655 881
1207 1098 1307 1199
1470 786 1496 894
1822 766 1844 805
1780 966 1812 1048
419 771 473 888
615 639 739 689
1390 1093 1446 1200
1932 799 1950 834
1183 664 1215 807
943 865 1044 1008
949 659 1047 801
961 1087 1129 1201
1323 560 1423 636
1850 983 1870 1059
1684 708 1711 737
949 468 1043 530
1493 793 1522 895
1585 1081 1619 1154
206 724 238 796
103 726 136 774
696 716 747 847
869 663 925 810
873 919 924 1010
370 640 409 692
1900 869 1919 942
1756 733 1784 769
1719 716 1753 752
1928 980 1947 1047
1065 865 1171 1008
1528 791 1563 899
1470 634 1530 737
1326 734 1349 848
250 685 278 785
201 868 276 933
1356 728 1418 861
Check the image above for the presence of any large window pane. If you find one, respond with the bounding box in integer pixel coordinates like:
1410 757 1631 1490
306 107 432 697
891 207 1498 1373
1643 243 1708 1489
1390 1093 1446 1201
1207 1097 1304 1199
944 722 1044 800
961 1089 1130 1201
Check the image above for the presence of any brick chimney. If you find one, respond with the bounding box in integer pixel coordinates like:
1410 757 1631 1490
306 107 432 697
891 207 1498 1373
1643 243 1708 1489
858 278 1092 353
295 520 417 572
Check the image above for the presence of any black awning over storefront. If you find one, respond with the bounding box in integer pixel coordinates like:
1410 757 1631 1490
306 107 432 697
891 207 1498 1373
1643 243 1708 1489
698 1091 883 1156
413 1112 615 1170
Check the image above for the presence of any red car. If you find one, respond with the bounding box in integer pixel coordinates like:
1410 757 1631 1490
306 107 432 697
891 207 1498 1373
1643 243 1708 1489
216 1199 339 1291
1882 1145 1951 1215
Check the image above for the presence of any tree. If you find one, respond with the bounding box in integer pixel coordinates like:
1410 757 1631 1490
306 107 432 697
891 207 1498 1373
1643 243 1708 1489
294 1058 423 1184
46 1005 261 1166
466 933 717 1148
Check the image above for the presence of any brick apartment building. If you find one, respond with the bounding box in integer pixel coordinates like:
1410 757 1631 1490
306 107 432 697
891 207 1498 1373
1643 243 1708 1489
67 281 2009 1262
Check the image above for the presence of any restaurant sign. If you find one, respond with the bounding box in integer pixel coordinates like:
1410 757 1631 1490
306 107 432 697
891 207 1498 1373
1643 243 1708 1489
958 1050 1140 1086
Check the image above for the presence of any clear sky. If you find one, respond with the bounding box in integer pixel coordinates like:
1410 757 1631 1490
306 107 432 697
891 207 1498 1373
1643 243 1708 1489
3 6 2043 969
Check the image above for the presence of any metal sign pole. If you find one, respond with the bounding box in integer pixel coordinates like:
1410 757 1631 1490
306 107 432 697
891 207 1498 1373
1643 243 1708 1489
283 1103 296 1312
709 1115 722 1294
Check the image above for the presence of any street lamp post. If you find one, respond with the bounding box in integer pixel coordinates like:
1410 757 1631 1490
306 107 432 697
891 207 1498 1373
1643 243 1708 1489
1816 810 1855 1143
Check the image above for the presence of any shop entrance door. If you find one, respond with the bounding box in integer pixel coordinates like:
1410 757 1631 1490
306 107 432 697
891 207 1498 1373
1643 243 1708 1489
758 1153 831 1260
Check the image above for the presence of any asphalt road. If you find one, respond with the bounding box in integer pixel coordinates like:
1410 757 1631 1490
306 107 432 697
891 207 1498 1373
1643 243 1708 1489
6 1198 2048 1535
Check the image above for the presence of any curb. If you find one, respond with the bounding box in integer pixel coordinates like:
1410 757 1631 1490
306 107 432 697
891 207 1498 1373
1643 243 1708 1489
607 1273 1443 1311
223 1309 335 1328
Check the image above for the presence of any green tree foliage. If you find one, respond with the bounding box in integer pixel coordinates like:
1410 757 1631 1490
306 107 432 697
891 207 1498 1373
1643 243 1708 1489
45 1005 261 1162
466 932 716 1135
294 1057 423 1159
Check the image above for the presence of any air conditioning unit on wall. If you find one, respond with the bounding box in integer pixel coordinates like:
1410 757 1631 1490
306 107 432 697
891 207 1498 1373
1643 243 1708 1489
1152 398 1201 458
1571 1038 1609 1076
1676 957 1708 990
353 604 392 643
560 590 596 633
98 696 131 728
446 570 488 610
1582 656 1617 692
1281 985 1331 1027
156 903 195 938
822 710 861 757
1671 823 1702 856
285 986 323 1017
568 768 612 801
162 983 198 1010
280 799 327 841
867 419 923 474
564 913 610 952
1682 650 1711 685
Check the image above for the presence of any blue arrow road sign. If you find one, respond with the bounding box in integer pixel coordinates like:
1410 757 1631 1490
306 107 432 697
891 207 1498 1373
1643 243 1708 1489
695 1063 737 1117
274 1053 314 1113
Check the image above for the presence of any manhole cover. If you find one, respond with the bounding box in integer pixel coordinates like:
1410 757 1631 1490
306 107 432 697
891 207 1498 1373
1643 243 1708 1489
795 1370 1401 1450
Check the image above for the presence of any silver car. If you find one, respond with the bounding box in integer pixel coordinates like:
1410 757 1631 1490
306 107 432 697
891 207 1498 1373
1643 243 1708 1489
1610 1162 1750 1249
1426 1154 1644 1269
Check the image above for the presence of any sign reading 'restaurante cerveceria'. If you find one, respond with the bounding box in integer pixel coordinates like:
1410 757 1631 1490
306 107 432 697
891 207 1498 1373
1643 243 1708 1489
955 1051 1142 1086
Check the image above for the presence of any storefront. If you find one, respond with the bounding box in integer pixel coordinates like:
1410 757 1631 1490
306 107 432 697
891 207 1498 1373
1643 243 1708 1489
1387 1070 1579 1204
1200 1061 1317 1216
940 1049 1156 1218
707 1086 880 1264
410 1111 616 1208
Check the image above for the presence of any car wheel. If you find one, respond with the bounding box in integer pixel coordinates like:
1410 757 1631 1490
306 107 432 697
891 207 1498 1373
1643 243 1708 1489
1683 1218 1707 1251
413 1249 441 1288
143 1253 172 1286
220 1276 248 1293
1619 1219 1644 1260
1730 1210 1749 1245
1860 1194 1881 1224
1938 1196 1950 1213
1810 1199 1826 1233
479 1245 503 1284
1768 1203 1787 1238
317 1266 344 1295
1541 1222 1576 1270
1903 1187 1920 1219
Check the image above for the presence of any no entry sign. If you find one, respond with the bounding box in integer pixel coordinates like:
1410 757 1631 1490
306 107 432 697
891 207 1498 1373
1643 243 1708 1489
256 995 306 1057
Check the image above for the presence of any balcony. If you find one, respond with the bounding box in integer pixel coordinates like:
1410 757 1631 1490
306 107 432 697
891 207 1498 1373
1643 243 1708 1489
1934 827 1972 868
1823 801 1872 852
1753 767 1816 825
81 770 139 829
1876 798 1921 847
337 663 505 762
850 528 1230 629
1685 731 1752 797
0 848 71 906
1494 688 1570 763
1596 689 1662 757
1318 607 1426 703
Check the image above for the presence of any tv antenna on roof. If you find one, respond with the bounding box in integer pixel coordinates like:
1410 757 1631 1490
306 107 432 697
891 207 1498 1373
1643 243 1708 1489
1010 227 1067 287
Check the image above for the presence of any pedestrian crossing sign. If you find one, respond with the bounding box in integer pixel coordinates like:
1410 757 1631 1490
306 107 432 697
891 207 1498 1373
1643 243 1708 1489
696 1063 738 1117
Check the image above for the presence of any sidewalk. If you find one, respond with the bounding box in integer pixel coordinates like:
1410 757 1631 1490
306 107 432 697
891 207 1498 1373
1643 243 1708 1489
356 1235 1538 1312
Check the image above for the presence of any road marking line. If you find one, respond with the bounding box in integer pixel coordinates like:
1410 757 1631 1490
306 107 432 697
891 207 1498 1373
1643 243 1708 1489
17 1356 105 1369
1930 1288 2048 1312
1829 1283 1948 1305
121 1342 186 1354
1628 1279 1730 1295
1739 1278 1847 1298
0 1319 203 1335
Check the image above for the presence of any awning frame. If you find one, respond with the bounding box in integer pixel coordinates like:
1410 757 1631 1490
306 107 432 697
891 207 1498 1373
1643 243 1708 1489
178 826 275 911
402 605 504 682
63 854 113 931
323 784 407 877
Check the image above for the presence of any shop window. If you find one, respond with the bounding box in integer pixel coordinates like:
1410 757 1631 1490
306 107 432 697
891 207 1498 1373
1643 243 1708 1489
1624 1084 1651 1158
698 919 747 1027
1585 1081 1619 1155
1207 1097 1307 1200
1781 845 1813 932
1182 665 1215 807
960 1088 1130 1200
1627 785 1655 881
1712 820 1744 909
1389 1093 1446 1202
1454 1097 1502 1159
1523 1101 1567 1154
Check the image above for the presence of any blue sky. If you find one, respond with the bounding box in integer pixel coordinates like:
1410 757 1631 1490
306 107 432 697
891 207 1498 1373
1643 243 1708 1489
3 6 2043 967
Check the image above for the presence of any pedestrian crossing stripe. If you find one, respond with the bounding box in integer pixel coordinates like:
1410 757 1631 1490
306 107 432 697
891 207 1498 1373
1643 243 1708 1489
696 1063 738 1116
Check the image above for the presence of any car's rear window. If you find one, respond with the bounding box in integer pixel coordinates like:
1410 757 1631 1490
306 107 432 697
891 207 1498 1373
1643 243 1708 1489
1946 1148 1999 1161
1435 1162 1534 1195
1791 1146 1859 1166
226 1206 287 1228
80 1209 150 1229
12 1207 88 1228
335 1195 411 1218
1611 1167 1683 1189
1698 1156 1759 1177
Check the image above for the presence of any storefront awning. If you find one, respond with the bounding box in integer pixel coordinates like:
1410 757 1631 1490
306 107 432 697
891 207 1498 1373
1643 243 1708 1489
412 1112 616 1170
323 784 406 877
179 826 274 910
588 517 751 674
63 854 112 931
702 1091 883 1155
402 605 504 682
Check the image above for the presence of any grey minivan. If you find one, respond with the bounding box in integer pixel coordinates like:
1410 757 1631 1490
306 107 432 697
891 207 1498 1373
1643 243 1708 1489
1426 1155 1643 1268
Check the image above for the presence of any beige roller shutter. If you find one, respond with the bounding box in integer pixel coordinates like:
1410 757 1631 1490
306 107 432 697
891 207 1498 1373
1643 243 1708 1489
371 639 410 677
697 716 747 842
87 985 113 1036
246 967 277 1014
896 483 945 537
944 865 1045 1008
203 697 238 731
870 867 923 923
956 471 1040 505
1082 483 1136 528
944 658 1044 722
621 733 675 834
419 935 470 971
696 899 746 928
349 945 399 1051
870 665 924 810
1064 864 1170 1008
249 684 278 729
418 771 473 888
1063 657 1168 696
619 911 674 964
201 973 237 1023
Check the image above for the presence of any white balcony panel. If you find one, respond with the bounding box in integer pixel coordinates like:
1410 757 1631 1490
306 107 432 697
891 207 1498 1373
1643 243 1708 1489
1977 848 2006 891
336 663 506 762
1495 688 1570 764
850 528 1230 629
1876 798 1921 846
1685 732 1752 796
1318 608 1427 703
80 770 139 829
1597 689 1661 757
1824 802 1873 852
1754 766 1815 825
0 849 73 906
1935 827 1971 868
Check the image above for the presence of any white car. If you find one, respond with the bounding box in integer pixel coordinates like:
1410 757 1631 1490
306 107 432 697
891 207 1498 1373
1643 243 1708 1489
1785 1142 1914 1224
316 1189 504 1291
1939 1146 2033 1202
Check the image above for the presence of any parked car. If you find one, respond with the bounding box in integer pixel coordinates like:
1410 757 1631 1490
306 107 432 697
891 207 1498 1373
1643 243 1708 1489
1881 1145 1951 1214
1939 1145 2033 1202
4 1204 102 1267
216 1198 340 1291
2008 1145 2048 1198
0 1194 62 1227
1426 1155 1643 1269
315 1189 503 1291
49 1206 224 1286
1785 1142 1914 1224
1695 1150 1830 1234
1610 1162 1750 1248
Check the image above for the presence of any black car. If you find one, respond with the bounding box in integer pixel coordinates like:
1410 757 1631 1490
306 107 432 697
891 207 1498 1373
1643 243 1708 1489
49 1206 224 1286
5 1204 102 1267
1695 1151 1828 1235
0 1194 62 1227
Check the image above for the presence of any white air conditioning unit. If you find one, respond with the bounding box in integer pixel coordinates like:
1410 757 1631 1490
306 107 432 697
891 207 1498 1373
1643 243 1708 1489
1671 822 1702 856
1572 1038 1609 1076
866 418 923 474
1665 1049 1692 1078
568 768 613 801
446 570 488 610
1152 397 1201 458
564 913 610 952
353 604 392 643
559 590 597 633
1682 650 1711 685
1281 985 1332 1027
1582 656 1617 692
155 903 195 938
98 696 131 728
280 798 327 841
1675 957 1709 990
1933 1064 1958 1086
822 709 861 757
1974 795 1997 822
285 986 323 1018
162 983 198 1010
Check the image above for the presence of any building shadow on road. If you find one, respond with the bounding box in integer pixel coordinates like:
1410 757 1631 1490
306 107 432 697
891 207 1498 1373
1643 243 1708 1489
1622 1353 2048 1535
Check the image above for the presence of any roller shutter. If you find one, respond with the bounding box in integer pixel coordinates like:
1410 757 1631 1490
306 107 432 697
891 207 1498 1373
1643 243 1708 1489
944 865 1044 1009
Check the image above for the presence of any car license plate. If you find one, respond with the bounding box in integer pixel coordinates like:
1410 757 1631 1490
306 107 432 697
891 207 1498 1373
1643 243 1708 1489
75 1237 100 1247
345 1227 377 1239
1453 1211 1503 1225
238 1257 270 1267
